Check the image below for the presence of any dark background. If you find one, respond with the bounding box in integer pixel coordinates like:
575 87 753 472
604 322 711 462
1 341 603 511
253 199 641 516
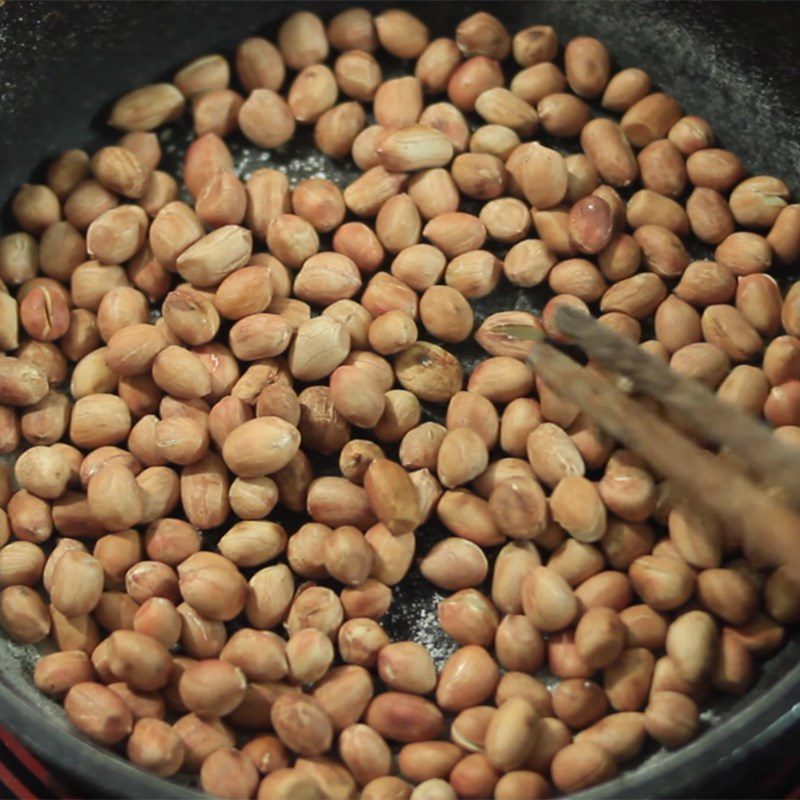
2 1 800 202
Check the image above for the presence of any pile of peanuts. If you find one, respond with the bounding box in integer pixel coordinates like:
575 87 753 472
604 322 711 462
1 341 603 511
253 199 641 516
1 6 800 799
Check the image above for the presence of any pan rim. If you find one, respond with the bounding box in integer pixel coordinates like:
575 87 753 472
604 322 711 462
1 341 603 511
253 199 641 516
0 678 203 799
0 655 799 798
1 2 799 797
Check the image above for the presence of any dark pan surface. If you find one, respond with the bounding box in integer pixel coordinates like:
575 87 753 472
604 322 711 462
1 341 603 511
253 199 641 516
1 2 800 797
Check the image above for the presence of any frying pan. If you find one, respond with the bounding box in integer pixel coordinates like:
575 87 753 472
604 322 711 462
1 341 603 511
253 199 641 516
1 1 800 797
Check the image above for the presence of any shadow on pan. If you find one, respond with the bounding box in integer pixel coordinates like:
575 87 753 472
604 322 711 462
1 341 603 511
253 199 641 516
1 1 800 797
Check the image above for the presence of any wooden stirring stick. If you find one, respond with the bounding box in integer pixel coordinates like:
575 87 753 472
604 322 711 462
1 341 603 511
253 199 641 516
554 306 800 512
518 331 800 574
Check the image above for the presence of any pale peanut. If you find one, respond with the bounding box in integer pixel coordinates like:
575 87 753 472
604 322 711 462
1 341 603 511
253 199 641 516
522 567 578 632
64 682 133 744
